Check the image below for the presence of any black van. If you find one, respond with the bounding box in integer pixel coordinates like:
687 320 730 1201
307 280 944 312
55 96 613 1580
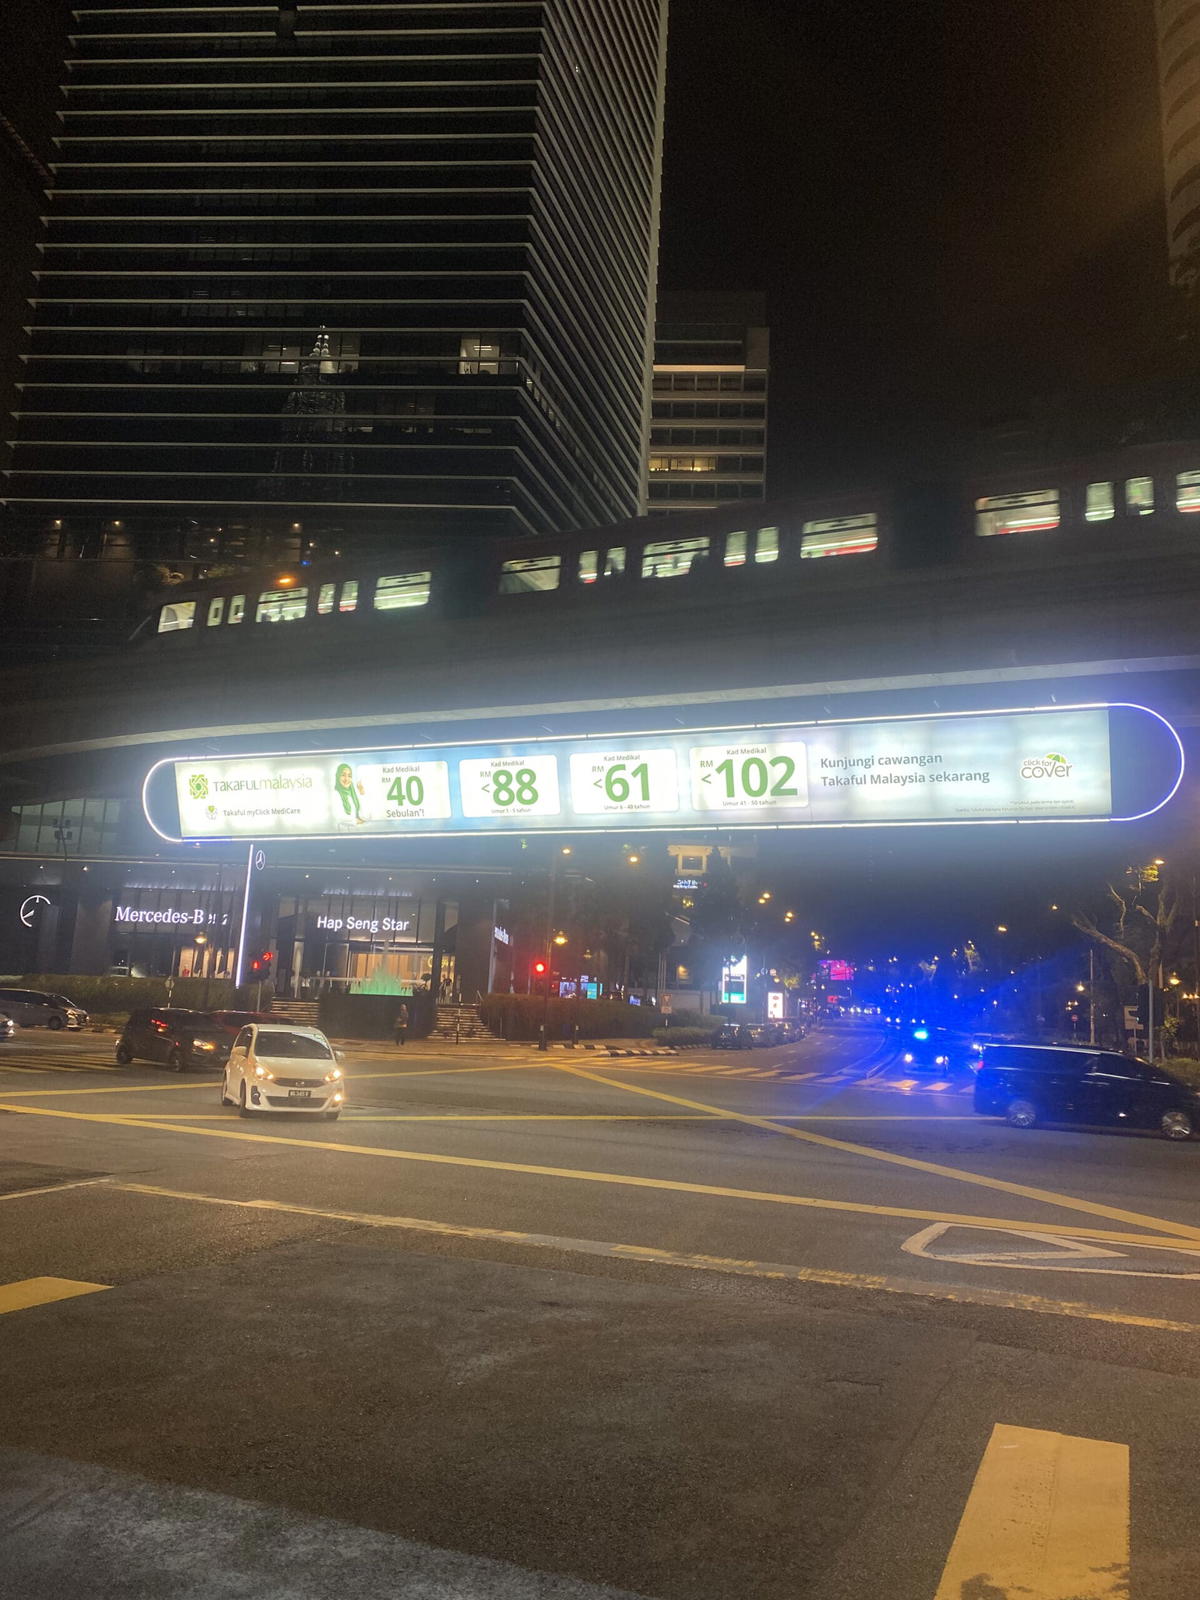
973 1043 1200 1140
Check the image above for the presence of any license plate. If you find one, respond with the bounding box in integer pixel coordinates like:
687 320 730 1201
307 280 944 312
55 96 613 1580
288 1089 312 1101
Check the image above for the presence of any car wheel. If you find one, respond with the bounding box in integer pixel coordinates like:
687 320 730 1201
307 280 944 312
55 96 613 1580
47 1015 64 1031
220 1074 233 1107
114 1042 133 1065
168 1047 187 1073
238 1082 253 1118
1161 1109 1194 1141
1006 1097 1039 1130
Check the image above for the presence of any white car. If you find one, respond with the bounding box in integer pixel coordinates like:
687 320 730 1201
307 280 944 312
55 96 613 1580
221 1023 345 1120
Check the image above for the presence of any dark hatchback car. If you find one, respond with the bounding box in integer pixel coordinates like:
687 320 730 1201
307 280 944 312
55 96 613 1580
973 1043 1200 1140
115 1008 232 1072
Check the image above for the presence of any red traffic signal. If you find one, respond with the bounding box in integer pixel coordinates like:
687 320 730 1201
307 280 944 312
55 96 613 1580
532 960 548 976
260 950 274 966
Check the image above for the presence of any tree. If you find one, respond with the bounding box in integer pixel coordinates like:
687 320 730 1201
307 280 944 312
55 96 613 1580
679 851 746 1002
1069 867 1182 992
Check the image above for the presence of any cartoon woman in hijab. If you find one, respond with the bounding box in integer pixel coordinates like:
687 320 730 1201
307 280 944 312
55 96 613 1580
334 761 367 824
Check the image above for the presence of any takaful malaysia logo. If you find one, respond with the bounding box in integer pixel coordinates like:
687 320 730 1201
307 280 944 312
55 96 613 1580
188 773 209 800
1020 751 1072 780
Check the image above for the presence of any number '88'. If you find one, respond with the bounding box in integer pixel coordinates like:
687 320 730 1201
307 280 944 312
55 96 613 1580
491 767 539 806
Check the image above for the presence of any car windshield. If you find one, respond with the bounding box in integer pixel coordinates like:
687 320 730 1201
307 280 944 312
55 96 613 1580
49 995 76 1008
254 1031 332 1060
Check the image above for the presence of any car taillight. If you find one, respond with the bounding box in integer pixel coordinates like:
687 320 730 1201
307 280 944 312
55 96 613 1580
969 1057 984 1073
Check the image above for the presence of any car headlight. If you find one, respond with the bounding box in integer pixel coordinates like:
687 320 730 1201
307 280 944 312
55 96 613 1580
902 1052 914 1063
253 1064 274 1080
194 1040 216 1052
323 1067 343 1082
936 1055 949 1066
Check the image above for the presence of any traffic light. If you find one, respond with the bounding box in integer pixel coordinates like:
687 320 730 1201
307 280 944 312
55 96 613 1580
532 960 547 977
250 951 274 976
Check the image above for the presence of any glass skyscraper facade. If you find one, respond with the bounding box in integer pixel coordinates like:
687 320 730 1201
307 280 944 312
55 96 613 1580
2 1 668 567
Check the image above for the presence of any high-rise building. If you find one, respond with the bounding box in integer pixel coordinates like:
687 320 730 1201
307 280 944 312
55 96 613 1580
2 1 668 567
646 291 768 516
1157 0 1200 282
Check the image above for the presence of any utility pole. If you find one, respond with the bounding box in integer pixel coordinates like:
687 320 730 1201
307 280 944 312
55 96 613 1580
537 847 560 1052
1088 947 1097 1046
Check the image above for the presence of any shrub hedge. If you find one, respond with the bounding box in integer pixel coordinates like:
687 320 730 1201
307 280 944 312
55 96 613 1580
11 974 267 1017
479 994 657 1041
651 1026 715 1046
1161 1056 1200 1089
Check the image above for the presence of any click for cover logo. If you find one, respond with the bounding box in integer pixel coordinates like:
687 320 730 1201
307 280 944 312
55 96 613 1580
188 773 209 800
1020 752 1072 780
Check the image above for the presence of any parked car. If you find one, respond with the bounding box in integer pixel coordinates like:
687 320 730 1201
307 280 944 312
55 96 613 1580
114 1008 232 1072
972 1043 1200 1140
0 987 88 1030
221 1023 344 1119
0 1011 15 1041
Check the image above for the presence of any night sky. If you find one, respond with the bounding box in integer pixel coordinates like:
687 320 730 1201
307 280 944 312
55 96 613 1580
659 0 1166 491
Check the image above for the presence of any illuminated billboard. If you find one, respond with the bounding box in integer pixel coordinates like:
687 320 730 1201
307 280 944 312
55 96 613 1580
143 704 1182 842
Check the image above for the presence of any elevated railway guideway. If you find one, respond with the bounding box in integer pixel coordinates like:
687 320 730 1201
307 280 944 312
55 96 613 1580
1 500 1199 812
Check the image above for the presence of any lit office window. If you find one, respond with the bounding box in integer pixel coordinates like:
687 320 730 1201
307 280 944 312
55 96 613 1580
1085 482 1114 522
500 555 561 593
157 600 195 633
648 455 717 473
1177 471 1200 513
256 586 308 623
228 595 245 624
754 526 780 563
207 597 225 627
800 515 879 559
642 536 710 578
724 531 747 566
374 571 431 611
1125 477 1154 516
317 582 336 615
974 490 1060 537
339 580 358 613
459 336 500 376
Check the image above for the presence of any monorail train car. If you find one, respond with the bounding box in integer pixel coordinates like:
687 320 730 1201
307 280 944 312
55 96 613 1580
136 439 1200 653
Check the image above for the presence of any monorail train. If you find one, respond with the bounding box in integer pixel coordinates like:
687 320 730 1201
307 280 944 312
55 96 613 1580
138 440 1200 650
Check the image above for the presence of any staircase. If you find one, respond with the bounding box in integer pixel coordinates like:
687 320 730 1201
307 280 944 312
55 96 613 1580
270 998 320 1027
432 1002 493 1041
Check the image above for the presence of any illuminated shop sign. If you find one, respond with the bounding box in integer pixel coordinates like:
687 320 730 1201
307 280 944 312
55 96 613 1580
312 913 413 937
143 705 1182 842
113 904 228 928
721 954 748 1005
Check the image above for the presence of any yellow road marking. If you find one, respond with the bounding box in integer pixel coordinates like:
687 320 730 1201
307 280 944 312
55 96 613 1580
935 1424 1129 1600
120 1111 980 1124
0 1277 110 1316
0 1177 112 1202
0 1061 539 1099
115 1184 1200 1335
551 1060 1200 1244
2 1099 1197 1250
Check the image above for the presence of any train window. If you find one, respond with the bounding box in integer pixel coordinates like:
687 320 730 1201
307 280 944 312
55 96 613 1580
157 601 195 634
228 595 245 625
317 582 336 615
800 515 878 558
1125 477 1154 516
256 586 308 623
604 546 626 576
974 490 1059 537
1177 470 1200 512
500 555 561 593
1085 482 1114 522
642 537 710 578
339 581 358 613
724 531 747 567
754 526 780 563
374 571 431 611
579 550 599 583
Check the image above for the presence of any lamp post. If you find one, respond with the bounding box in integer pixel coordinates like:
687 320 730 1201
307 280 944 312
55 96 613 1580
537 846 571 1051
195 934 210 1010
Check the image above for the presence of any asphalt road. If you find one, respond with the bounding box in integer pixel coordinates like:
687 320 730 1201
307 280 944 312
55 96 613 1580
0 1022 1197 1599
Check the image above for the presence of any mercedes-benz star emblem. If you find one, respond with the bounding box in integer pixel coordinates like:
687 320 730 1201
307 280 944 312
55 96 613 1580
19 894 50 928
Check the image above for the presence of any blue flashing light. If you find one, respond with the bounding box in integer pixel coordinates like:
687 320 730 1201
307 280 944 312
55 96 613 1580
912 1027 929 1041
